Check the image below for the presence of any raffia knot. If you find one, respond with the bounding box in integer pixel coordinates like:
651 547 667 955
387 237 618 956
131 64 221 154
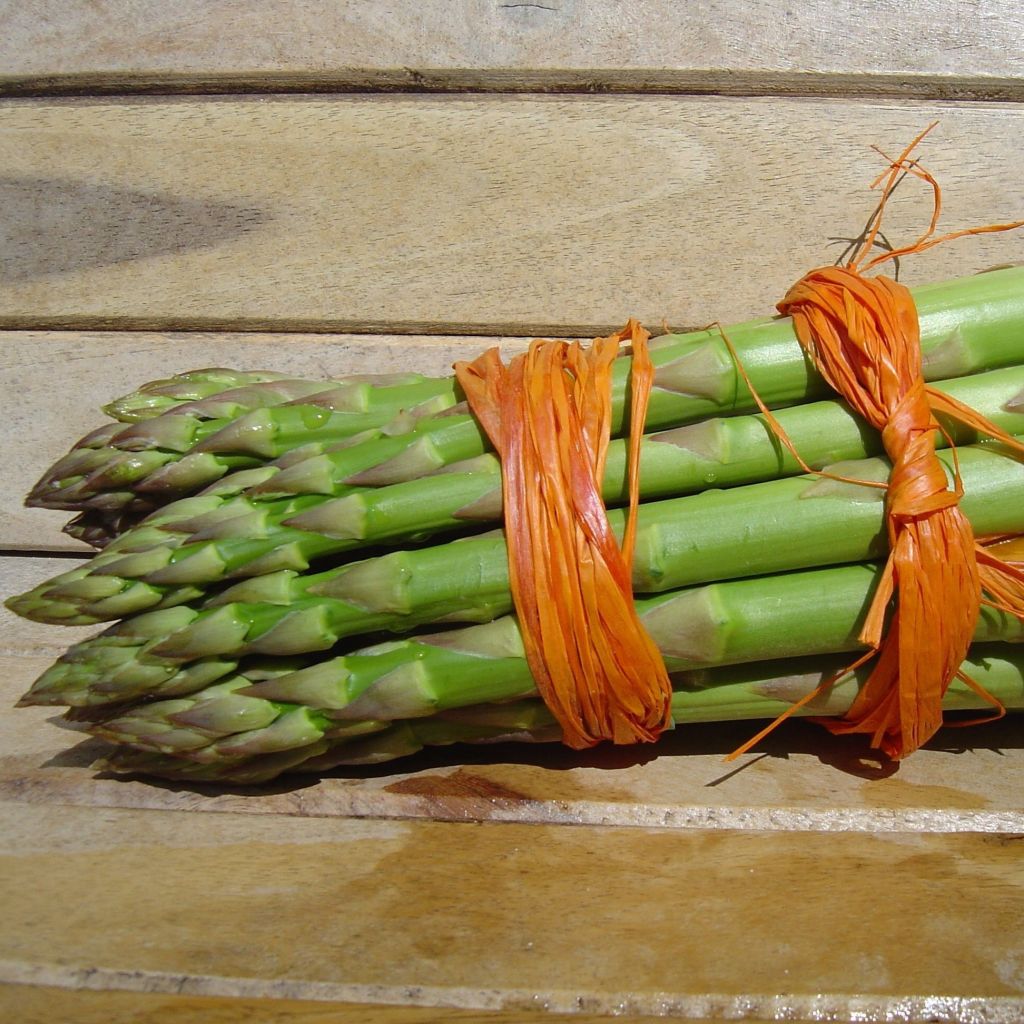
881 385 961 525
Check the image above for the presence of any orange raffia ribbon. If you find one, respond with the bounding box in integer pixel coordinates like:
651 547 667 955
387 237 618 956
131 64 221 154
455 321 674 749
733 125 1024 760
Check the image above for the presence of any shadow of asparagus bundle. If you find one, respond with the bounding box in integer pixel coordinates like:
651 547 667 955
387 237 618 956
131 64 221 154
10 267 1024 782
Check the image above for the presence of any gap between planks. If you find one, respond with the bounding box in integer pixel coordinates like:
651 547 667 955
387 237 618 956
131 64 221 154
0 315 687 339
4 70 1024 102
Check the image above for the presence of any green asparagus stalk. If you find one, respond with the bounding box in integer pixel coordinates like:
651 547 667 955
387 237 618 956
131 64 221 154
26 267 1024 521
19 440 1024 706
34 557 1023 711
302 644 1024 774
12 437 1024 635
57 458 341 551
86 644 1024 783
188 266 1024 500
35 376 387 509
103 368 303 422
28 375 461 513
57 461 292 548
17 364 1024 623
104 368 437 422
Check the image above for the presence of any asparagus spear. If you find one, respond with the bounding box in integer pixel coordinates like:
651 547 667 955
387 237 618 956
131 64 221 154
103 368 303 422
303 645 1024 774
12 436 1024 635
105 368 436 422
17 364 1024 622
26 267 1024 519
20 443 1024 708
87 645 1024 783
57 456 315 547
38 557 1023 711
33 376 379 508
106 372 346 423
57 461 336 551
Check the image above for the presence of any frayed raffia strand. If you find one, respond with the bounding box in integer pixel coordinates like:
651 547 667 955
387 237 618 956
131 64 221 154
455 321 673 749
729 126 1024 761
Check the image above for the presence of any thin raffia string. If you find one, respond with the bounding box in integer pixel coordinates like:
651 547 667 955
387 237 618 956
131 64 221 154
455 320 673 749
728 124 1024 761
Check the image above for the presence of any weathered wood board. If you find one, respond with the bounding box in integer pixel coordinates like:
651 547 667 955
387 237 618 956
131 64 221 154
1 799 1023 1020
1 97 1022 335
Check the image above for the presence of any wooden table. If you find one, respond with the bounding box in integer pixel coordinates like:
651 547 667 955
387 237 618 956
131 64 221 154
2 4 1024 1021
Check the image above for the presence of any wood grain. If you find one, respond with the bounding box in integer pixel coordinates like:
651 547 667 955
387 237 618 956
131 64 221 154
1 1 1022 99
1 96 1022 336
1 799 1023 1019
0 331 529 551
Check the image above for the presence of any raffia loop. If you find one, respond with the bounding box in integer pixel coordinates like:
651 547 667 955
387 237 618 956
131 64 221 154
455 321 674 749
726 127 1024 762
775 270 1024 759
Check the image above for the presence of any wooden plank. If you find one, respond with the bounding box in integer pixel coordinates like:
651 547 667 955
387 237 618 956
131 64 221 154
0 330 530 551
1 96 1022 336
5 557 1024 835
1 799 1022 1019
1 1 1022 99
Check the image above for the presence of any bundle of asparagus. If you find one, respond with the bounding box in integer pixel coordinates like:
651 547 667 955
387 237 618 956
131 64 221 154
9 266 1024 783
34 367 463 547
